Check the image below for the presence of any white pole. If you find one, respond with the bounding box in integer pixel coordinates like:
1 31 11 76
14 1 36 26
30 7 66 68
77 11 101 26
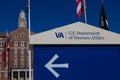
102 0 103 4
83 0 87 23
28 0 31 38
28 0 32 80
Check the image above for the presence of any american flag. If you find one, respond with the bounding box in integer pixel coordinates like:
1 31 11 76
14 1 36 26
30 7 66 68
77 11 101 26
76 0 83 18
2 32 9 67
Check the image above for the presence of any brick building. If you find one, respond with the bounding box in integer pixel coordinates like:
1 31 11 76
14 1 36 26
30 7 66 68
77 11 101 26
0 32 8 80
0 10 34 80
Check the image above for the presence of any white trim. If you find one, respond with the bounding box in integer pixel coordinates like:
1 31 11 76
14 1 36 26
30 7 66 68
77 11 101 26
30 22 120 45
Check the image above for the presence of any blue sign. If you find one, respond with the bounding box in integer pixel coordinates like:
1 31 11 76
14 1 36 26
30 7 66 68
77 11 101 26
34 45 120 80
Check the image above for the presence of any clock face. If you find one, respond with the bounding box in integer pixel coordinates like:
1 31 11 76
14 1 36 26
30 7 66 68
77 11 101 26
20 12 25 18
21 22 24 27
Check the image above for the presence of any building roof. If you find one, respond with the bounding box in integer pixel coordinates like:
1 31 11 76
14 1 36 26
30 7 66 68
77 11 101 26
30 22 120 45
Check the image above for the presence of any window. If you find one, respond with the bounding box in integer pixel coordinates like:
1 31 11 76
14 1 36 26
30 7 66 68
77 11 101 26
14 56 17 61
21 56 24 61
20 71 25 77
21 63 24 68
13 72 18 78
21 48 24 54
14 41 18 47
21 41 24 47
21 59 24 68
14 48 17 55
14 62 17 68
14 64 17 68
0 49 2 54
0 41 2 47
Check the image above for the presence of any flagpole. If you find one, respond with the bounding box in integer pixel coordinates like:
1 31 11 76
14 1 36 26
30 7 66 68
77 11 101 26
102 0 103 4
28 0 32 80
83 0 87 24
5 31 7 80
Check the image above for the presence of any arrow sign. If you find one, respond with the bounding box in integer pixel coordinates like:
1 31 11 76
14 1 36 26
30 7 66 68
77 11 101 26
44 54 69 78
34 46 120 80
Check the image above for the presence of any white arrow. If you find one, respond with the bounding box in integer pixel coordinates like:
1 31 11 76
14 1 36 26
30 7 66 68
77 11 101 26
44 54 69 78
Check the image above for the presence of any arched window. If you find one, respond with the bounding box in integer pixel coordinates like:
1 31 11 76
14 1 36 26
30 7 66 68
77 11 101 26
14 41 18 47
21 41 24 47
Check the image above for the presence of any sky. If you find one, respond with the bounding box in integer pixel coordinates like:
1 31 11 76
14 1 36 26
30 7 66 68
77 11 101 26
0 0 120 34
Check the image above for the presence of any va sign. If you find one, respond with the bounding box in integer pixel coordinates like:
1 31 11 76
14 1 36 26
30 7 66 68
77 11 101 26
34 45 120 80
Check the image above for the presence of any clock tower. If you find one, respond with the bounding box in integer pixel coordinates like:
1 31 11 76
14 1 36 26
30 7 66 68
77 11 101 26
18 10 27 28
9 10 34 80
